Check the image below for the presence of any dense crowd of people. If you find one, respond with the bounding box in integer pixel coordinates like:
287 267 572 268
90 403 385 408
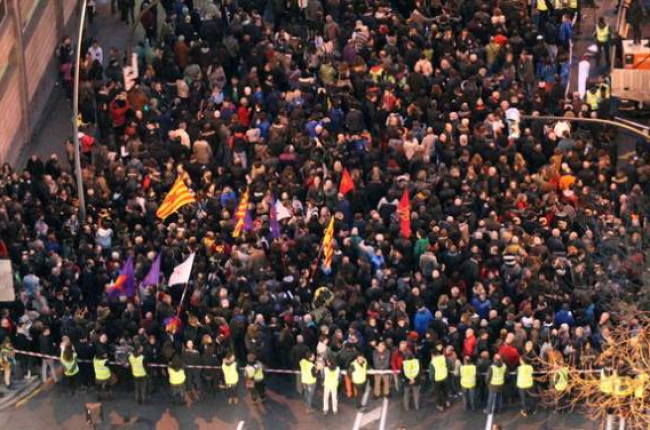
1 0 650 421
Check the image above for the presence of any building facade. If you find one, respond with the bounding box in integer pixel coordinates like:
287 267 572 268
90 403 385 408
0 0 80 165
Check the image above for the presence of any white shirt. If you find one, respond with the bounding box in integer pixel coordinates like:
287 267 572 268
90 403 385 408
88 46 103 65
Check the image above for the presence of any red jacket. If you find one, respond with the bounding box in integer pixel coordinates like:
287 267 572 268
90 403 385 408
109 98 129 127
498 344 520 369
390 348 405 372
463 335 477 358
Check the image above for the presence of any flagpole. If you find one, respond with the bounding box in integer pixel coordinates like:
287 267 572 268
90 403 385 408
307 240 326 287
176 281 190 318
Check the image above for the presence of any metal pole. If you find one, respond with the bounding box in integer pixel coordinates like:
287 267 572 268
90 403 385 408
521 115 650 142
72 0 88 224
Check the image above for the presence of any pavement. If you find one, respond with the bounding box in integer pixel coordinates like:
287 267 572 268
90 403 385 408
24 0 139 168
0 375 600 430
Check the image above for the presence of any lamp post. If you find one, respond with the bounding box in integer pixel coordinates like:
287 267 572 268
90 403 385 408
72 0 88 224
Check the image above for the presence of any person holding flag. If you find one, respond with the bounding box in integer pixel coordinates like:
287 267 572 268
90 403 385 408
141 253 161 288
321 217 335 273
398 189 411 238
339 168 355 195
106 256 135 298
156 175 196 220
233 188 251 238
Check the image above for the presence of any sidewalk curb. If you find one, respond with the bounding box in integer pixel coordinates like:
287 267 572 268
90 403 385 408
0 376 42 412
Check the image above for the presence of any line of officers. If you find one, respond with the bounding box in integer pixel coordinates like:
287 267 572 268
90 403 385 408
58 342 266 405
56 343 649 414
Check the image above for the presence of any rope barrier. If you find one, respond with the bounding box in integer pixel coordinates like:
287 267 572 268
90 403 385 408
9 349 602 376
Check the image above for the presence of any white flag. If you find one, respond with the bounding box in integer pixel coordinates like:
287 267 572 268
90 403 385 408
168 253 195 286
276 200 292 221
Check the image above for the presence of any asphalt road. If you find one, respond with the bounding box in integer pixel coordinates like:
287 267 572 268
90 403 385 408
0 374 600 430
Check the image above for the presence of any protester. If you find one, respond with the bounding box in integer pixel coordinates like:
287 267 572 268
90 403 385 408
0 0 645 421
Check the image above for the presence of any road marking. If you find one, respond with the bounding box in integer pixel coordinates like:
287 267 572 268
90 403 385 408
378 397 389 430
237 421 245 430
359 406 382 427
14 386 43 408
351 384 372 430
485 413 494 430
352 412 364 430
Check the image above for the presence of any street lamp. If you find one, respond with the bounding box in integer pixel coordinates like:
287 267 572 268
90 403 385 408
72 0 88 224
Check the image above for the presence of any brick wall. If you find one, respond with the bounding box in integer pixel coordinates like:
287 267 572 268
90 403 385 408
25 1 58 99
0 70 22 157
0 0 79 165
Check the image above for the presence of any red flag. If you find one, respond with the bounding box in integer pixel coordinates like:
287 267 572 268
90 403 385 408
398 189 411 238
339 168 355 195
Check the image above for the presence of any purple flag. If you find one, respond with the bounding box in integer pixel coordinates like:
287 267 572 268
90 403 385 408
244 209 253 232
107 256 135 297
270 196 280 239
141 254 161 287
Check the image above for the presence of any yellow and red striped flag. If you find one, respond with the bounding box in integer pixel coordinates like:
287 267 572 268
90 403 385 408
156 176 196 220
232 189 250 238
322 217 335 271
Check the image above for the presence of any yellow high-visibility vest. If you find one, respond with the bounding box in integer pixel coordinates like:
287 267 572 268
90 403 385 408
491 365 506 386
614 376 634 397
596 25 610 43
517 364 534 389
169 367 186 386
432 355 448 382
600 370 614 394
403 358 420 380
93 357 110 381
301 359 317 385
460 364 477 389
554 367 569 391
245 363 264 382
351 360 367 385
129 354 147 378
537 0 548 11
324 367 340 390
586 91 601 110
634 373 648 398
223 361 239 386
60 352 79 377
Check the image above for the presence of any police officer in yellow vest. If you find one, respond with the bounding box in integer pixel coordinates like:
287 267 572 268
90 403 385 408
537 0 550 30
460 355 477 411
430 343 451 411
634 372 648 400
614 375 634 398
168 355 186 405
485 354 506 414
595 17 611 66
553 363 570 412
300 352 318 412
245 353 266 403
516 357 534 416
93 351 112 400
60 342 79 396
223 352 240 405
349 353 368 410
323 358 340 415
128 345 148 404
402 351 420 411
600 368 615 396
586 86 602 111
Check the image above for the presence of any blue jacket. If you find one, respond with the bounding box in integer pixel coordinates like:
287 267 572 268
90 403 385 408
414 307 434 336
